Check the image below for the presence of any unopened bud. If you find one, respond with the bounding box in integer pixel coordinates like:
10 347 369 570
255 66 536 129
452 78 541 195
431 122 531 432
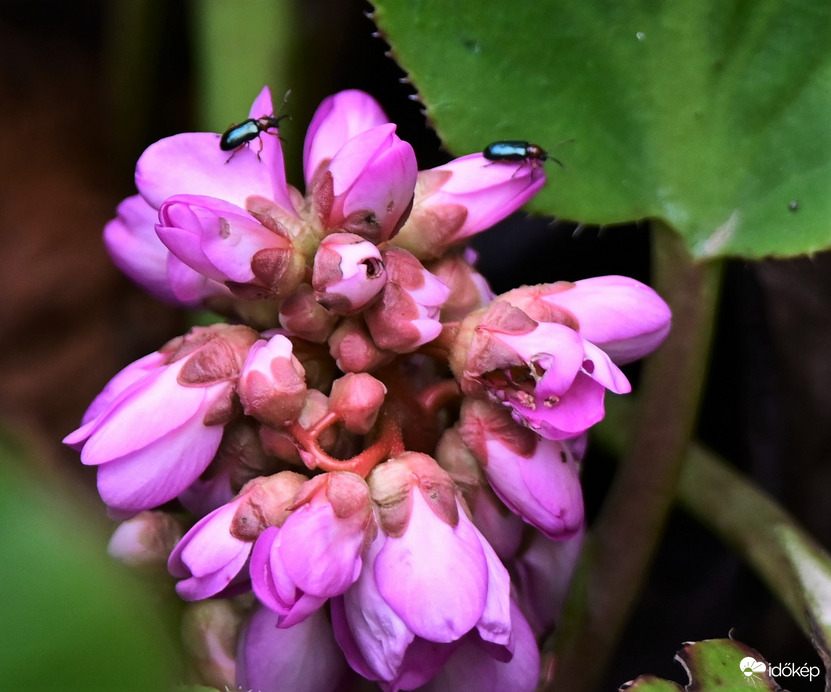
329 318 394 373
108 511 183 566
278 284 338 343
329 372 387 434
181 600 244 690
237 334 307 428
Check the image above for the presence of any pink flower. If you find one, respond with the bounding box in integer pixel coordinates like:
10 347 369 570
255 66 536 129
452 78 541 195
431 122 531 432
307 124 417 243
236 605 348 692
451 300 630 440
63 324 259 513
393 154 546 259
156 194 304 300
312 232 387 313
136 87 296 217
363 248 451 353
458 399 584 540
250 472 376 627
331 453 512 689
169 471 306 600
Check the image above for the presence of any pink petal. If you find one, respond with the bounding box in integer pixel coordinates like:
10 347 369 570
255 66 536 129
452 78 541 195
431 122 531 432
303 90 389 185
278 504 365 597
375 491 488 642
79 364 210 464
103 195 185 305
581 340 631 394
95 410 224 512
541 276 672 364
336 535 414 682
519 372 607 440
417 154 546 240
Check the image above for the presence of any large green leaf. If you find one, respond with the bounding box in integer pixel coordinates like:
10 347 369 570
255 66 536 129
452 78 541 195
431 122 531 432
373 0 831 259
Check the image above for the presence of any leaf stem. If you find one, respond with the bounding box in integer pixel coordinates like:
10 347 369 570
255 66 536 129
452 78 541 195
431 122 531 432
546 224 723 691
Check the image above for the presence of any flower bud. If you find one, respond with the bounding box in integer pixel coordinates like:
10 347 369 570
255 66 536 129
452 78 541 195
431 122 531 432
360 453 512 650
182 600 244 690
328 318 395 373
458 398 584 540
312 232 387 314
107 511 183 566
363 248 451 353
237 334 307 428
329 372 387 434
303 89 389 185
277 284 338 343
104 194 228 307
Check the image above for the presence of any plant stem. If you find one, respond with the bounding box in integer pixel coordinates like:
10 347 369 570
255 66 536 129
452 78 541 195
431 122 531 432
546 224 723 691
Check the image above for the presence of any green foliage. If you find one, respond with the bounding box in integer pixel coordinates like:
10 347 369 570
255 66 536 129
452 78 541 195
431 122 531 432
373 0 831 259
625 639 782 691
0 431 180 691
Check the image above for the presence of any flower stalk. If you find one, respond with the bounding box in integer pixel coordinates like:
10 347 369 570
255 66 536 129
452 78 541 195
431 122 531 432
546 223 724 691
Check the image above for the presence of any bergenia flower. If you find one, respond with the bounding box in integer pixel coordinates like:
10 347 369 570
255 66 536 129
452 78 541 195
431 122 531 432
450 299 631 440
332 453 512 689
307 123 418 243
104 195 228 307
250 472 376 627
237 333 308 429
156 194 304 300
63 324 259 514
458 398 584 540
169 471 306 600
393 153 546 259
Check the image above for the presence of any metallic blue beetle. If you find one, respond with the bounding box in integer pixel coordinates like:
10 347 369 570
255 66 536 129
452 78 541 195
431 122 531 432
220 114 288 162
482 141 563 168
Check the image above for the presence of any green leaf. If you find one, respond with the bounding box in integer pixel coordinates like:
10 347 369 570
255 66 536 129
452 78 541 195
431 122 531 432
624 639 783 691
373 0 831 259
0 430 181 691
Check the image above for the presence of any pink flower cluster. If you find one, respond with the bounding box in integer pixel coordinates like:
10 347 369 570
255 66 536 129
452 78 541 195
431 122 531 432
66 87 671 691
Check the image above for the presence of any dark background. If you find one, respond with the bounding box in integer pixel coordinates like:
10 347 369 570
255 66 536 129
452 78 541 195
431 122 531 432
1 1 828 689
